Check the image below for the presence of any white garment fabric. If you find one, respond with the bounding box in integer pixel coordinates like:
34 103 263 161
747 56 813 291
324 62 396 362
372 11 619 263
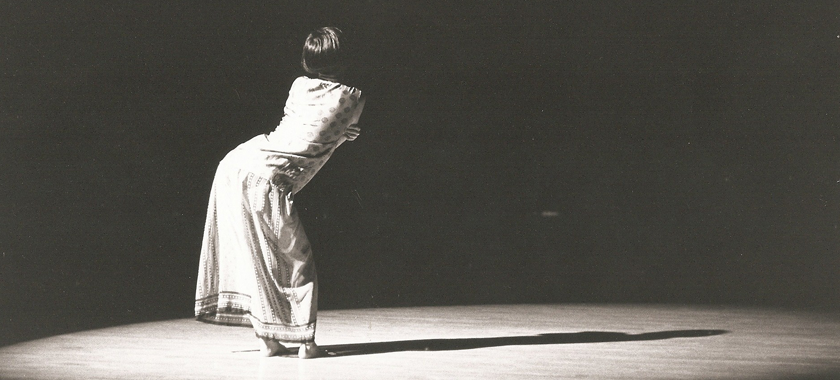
195 76 364 343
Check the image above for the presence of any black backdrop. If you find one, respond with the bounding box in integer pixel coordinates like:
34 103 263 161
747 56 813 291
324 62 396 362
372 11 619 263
1 1 838 345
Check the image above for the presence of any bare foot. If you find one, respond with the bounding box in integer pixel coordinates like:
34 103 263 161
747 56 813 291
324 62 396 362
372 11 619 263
258 337 286 357
298 342 332 359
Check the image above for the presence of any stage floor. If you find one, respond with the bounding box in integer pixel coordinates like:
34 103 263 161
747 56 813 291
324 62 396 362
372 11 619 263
0 304 838 379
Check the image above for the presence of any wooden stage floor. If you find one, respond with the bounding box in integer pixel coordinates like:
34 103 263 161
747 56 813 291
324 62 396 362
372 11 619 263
0 304 838 379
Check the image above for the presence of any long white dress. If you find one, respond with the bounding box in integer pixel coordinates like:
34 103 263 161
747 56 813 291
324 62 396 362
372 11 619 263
195 76 364 343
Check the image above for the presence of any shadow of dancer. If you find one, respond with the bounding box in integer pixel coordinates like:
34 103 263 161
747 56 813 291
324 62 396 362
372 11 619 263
320 329 729 357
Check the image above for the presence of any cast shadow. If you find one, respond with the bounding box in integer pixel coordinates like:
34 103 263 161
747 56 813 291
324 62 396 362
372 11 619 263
320 329 729 357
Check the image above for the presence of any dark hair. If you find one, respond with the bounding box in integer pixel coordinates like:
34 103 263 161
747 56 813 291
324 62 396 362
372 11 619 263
301 27 346 77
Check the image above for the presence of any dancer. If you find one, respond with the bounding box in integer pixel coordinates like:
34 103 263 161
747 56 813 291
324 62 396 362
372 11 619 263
194 27 364 358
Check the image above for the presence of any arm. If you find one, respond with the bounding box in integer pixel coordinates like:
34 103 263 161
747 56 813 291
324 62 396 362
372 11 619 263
336 95 366 147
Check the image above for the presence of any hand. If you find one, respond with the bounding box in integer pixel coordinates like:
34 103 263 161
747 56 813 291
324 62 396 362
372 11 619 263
344 124 361 141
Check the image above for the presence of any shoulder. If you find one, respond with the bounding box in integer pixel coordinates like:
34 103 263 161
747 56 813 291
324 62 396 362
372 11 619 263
291 76 362 102
324 78 361 98
312 76 362 95
290 76 319 91
323 80 362 105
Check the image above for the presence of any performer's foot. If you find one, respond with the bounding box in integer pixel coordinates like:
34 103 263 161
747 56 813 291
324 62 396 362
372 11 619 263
298 342 331 359
259 337 286 357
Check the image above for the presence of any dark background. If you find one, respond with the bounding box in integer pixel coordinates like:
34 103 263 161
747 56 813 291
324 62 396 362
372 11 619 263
1 1 838 345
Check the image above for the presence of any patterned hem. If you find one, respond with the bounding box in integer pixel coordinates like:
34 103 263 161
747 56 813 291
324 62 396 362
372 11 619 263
195 292 253 326
195 292 316 343
249 314 316 344
195 312 251 327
